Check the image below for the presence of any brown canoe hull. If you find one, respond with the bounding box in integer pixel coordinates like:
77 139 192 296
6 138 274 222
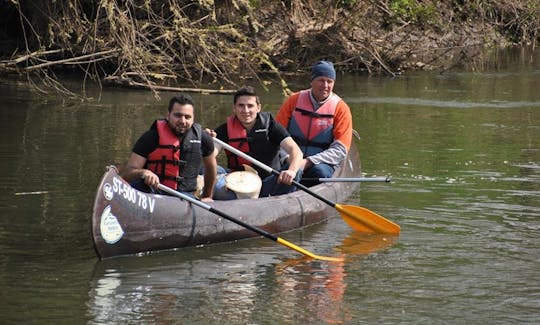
92 145 361 258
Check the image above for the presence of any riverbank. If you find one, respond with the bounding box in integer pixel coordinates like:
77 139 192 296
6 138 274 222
0 1 538 98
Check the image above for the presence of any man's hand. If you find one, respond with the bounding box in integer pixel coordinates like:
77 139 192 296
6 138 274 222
278 169 296 185
204 128 217 137
141 170 160 189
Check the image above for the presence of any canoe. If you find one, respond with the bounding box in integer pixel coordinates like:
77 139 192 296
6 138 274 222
92 144 361 258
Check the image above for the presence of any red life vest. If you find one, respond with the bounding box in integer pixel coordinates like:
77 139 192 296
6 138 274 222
288 90 340 157
226 116 252 171
224 112 279 176
146 120 202 191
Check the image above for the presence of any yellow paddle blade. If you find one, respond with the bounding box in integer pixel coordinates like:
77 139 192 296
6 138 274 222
336 204 401 235
276 237 344 262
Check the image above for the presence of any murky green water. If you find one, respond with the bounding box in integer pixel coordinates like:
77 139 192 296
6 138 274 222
1 48 539 324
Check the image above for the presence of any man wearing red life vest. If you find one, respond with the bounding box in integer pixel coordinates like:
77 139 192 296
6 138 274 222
211 86 304 199
122 94 217 202
276 61 353 187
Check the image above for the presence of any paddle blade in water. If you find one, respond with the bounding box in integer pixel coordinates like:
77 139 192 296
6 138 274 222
277 237 344 262
336 204 401 235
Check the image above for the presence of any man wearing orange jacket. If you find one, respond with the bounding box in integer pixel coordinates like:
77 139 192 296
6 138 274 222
276 60 353 187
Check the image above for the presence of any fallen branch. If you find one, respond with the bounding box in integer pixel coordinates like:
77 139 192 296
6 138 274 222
11 49 64 64
24 49 121 71
0 49 63 72
104 76 236 94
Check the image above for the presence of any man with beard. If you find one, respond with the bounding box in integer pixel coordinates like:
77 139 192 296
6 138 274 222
122 94 217 202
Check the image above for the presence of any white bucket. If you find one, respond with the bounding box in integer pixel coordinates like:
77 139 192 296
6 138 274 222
225 171 262 199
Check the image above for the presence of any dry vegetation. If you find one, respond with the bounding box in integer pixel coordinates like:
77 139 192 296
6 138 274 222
0 0 538 99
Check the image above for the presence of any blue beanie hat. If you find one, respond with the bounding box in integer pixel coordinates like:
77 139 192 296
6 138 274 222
311 61 336 80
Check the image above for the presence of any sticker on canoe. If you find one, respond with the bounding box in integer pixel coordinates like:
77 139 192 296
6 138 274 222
100 205 124 244
103 183 114 201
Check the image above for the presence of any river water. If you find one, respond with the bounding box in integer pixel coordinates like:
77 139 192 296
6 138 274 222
1 48 539 324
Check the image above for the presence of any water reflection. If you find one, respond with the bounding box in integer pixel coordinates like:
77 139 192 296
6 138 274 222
272 258 350 324
268 234 394 324
86 231 397 324
337 232 399 256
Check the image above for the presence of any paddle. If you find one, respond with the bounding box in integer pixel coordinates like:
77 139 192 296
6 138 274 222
213 138 400 235
301 177 392 183
157 183 344 262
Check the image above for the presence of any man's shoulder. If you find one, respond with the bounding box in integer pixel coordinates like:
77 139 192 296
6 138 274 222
214 123 227 138
287 91 302 103
200 130 212 142
139 124 159 140
268 116 290 139
200 131 215 156
259 111 274 120
335 98 352 115
132 124 159 157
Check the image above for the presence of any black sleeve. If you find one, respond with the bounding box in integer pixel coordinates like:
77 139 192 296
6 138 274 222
214 123 228 142
132 128 158 158
200 131 215 157
268 115 290 145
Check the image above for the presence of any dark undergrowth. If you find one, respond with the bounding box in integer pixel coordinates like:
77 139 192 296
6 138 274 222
0 0 538 99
